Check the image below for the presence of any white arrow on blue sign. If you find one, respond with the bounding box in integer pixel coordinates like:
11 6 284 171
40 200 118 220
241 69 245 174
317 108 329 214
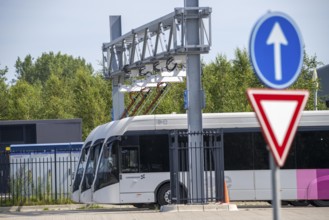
250 12 304 89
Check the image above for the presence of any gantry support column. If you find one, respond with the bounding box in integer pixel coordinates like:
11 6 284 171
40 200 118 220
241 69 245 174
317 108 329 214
110 16 125 120
185 0 204 204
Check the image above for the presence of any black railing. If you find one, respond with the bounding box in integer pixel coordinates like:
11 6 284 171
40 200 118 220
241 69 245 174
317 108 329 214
169 130 224 204
0 151 79 206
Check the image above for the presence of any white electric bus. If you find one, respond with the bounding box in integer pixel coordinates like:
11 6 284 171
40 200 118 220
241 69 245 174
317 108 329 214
73 111 329 207
71 123 113 203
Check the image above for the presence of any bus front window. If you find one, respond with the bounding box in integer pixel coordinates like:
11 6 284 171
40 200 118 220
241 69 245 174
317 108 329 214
72 144 90 192
81 142 103 192
94 141 119 191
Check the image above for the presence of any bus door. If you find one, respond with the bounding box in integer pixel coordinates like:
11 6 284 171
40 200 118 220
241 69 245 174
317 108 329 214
118 134 171 204
119 144 150 203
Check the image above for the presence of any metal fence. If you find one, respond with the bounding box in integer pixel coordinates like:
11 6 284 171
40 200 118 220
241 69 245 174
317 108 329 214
0 151 79 206
169 130 224 204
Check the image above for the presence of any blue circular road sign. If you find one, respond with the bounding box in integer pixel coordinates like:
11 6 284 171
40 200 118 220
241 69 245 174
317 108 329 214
250 12 303 89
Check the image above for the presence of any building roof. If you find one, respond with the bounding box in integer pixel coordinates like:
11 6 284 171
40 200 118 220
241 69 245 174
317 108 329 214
0 118 82 125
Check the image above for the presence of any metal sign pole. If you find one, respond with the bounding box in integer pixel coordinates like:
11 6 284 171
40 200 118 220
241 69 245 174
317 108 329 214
270 150 281 220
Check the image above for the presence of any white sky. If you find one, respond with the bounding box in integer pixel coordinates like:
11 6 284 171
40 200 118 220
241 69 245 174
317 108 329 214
0 0 328 82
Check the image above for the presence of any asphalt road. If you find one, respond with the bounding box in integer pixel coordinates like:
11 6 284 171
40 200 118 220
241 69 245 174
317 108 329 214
1 206 329 220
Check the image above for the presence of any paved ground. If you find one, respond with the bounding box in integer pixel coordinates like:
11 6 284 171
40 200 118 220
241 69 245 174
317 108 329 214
0 204 329 220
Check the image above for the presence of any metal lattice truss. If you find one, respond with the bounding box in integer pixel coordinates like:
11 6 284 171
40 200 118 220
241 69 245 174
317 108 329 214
102 7 211 81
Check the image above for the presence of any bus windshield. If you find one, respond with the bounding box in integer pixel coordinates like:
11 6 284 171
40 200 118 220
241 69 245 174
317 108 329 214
81 141 103 192
94 140 119 191
72 142 91 192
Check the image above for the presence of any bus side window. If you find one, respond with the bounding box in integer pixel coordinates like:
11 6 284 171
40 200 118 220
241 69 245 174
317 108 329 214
139 134 169 172
121 147 139 173
296 130 329 169
224 132 253 170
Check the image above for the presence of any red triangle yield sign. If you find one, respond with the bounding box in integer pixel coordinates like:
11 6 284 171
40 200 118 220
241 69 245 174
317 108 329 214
247 89 309 167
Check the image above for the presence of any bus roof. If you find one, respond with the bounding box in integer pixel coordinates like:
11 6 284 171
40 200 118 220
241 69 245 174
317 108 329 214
106 111 329 137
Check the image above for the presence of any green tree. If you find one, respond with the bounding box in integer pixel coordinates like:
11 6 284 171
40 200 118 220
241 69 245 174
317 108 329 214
225 48 260 112
15 52 93 85
291 52 325 110
203 49 260 113
202 54 231 113
11 52 111 138
202 48 321 113
15 55 35 83
42 73 75 119
0 65 9 119
8 80 43 120
72 69 111 138
7 49 323 138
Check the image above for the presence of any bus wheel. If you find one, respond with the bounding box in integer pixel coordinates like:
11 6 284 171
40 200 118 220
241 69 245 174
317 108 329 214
157 184 171 206
289 200 309 206
310 200 329 207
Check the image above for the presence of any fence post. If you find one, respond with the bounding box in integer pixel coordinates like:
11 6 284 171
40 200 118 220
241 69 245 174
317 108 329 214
214 129 224 202
54 148 57 202
170 131 180 204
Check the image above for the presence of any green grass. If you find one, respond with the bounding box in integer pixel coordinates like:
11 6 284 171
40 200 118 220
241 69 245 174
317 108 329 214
77 204 103 210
